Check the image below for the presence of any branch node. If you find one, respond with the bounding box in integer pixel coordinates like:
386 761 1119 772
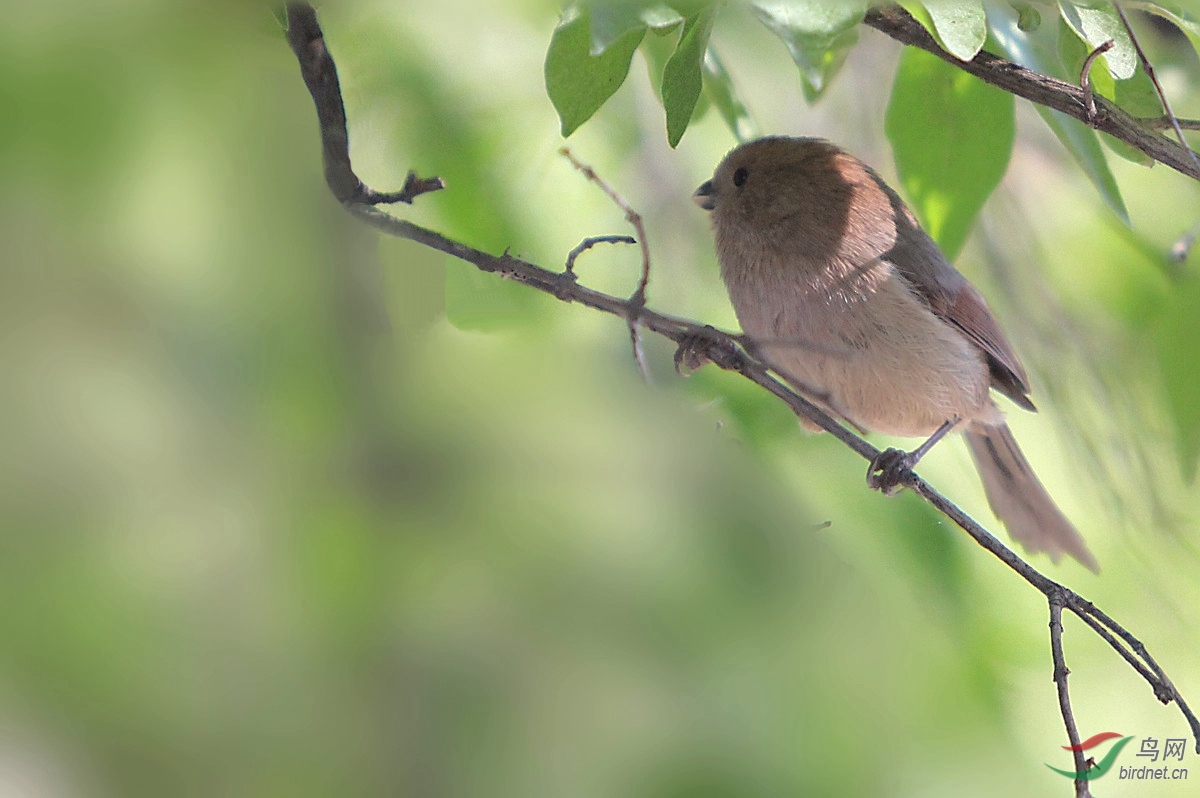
552 270 579 301
363 170 446 205
866 448 918 494
674 326 742 375
1114 4 1200 175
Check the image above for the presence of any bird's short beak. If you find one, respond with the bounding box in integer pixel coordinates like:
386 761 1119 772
693 180 716 211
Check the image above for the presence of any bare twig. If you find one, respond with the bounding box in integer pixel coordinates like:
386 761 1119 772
1114 4 1200 175
285 1 1200 757
560 148 654 382
863 6 1200 182
1140 116 1200 132
1050 595 1094 798
565 235 638 275
285 5 444 204
1079 39 1114 124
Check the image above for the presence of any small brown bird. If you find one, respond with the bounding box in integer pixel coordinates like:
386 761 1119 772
694 136 1097 572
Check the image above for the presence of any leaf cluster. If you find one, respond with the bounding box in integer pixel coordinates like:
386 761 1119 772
545 1 1200 249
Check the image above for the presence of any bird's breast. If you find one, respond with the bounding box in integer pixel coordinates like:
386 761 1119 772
721 253 997 436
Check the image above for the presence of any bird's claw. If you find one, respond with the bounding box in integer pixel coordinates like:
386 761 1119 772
867 447 916 495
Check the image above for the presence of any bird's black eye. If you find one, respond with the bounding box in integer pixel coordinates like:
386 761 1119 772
732 166 748 187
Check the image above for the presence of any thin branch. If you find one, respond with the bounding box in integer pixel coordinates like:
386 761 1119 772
558 149 652 303
285 1 1200 756
350 202 1200 758
1114 3 1200 175
285 4 444 204
1050 595 1094 798
1140 116 1200 132
863 5 1200 182
560 148 654 382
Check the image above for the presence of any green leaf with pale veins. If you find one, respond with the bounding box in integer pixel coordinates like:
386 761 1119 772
885 47 1015 260
703 47 758 142
751 0 866 100
900 0 988 60
662 5 718 147
1126 1 1200 60
989 7 1129 221
545 5 646 138
1058 0 1137 79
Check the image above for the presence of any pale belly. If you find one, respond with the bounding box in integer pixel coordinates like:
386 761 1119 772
728 261 998 437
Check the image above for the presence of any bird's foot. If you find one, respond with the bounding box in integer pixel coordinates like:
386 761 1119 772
674 326 740 375
867 448 917 495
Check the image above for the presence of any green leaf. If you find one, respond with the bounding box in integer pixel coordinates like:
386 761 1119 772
750 0 865 100
545 5 646 138
1115 67 1165 118
662 6 718 147
885 47 1014 260
1012 2 1043 31
1152 278 1200 478
1126 1 1200 60
1058 14 1116 96
590 2 683 53
989 8 1129 220
703 47 758 142
1058 0 1137 79
1045 109 1130 218
900 0 988 60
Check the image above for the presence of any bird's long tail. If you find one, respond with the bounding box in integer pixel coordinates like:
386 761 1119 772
965 422 1099 572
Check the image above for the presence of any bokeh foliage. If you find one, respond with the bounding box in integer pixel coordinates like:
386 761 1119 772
0 2 1197 796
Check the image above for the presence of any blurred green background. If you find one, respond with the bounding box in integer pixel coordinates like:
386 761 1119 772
0 2 1198 796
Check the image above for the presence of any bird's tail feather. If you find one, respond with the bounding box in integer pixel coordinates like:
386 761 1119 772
965 422 1098 573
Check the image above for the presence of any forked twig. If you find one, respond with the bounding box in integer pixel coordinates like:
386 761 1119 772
560 148 654 382
1114 4 1200 174
1050 595 1094 798
863 5 1200 181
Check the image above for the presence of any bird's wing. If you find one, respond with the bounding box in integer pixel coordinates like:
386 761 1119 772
932 282 1035 411
882 201 1035 411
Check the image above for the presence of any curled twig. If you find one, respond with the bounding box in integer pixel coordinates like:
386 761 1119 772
565 235 638 275
1079 39 1114 124
560 148 654 382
